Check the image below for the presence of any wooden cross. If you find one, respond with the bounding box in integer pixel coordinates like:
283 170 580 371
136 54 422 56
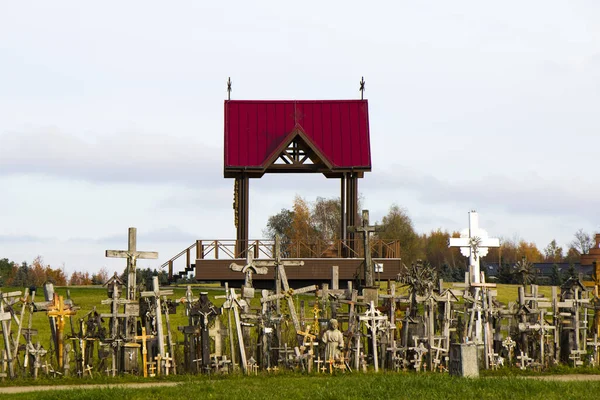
221 287 248 373
47 294 77 370
106 227 158 301
134 327 155 377
259 236 314 334
348 210 381 287
517 351 532 370
163 352 173 376
140 276 173 372
0 314 13 378
587 333 600 366
100 279 138 339
194 292 221 369
296 326 317 372
358 301 388 372
229 250 269 294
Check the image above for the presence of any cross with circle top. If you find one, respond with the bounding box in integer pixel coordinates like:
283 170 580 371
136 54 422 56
448 211 499 285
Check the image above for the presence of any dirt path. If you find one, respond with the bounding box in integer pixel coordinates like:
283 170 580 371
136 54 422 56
525 374 600 381
0 381 180 394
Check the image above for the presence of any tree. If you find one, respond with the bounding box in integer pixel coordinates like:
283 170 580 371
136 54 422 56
570 229 595 256
544 240 564 263
423 229 451 271
0 258 16 286
263 208 294 241
516 240 543 263
311 197 341 242
91 268 110 285
550 263 563 286
290 195 320 257
377 204 422 266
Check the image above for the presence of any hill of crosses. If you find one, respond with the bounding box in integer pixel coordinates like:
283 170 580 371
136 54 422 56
2 80 600 379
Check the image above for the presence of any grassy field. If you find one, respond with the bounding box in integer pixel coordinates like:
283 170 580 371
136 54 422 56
4 373 600 400
0 282 560 381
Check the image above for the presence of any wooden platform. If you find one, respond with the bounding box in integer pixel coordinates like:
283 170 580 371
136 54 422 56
195 257 402 288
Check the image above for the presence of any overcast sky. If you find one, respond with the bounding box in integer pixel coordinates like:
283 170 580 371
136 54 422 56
1 1 599 276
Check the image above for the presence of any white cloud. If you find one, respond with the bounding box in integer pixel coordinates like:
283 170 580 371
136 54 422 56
0 129 222 185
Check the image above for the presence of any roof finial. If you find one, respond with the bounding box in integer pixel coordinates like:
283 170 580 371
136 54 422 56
227 77 232 100
359 76 366 100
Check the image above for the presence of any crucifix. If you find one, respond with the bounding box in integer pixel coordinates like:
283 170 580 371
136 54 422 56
47 294 77 370
448 211 499 287
106 227 159 301
193 292 221 371
449 211 499 342
348 210 382 288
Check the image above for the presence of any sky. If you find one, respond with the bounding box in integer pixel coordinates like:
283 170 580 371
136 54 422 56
1 1 599 277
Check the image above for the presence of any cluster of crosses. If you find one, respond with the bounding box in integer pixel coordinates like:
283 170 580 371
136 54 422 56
2 213 600 379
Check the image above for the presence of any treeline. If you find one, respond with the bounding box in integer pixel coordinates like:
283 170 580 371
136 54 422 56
264 196 595 282
0 256 111 287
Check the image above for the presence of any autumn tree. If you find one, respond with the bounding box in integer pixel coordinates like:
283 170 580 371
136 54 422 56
544 239 564 263
377 204 422 266
91 268 110 285
311 197 341 241
569 229 595 256
0 258 16 286
516 240 543 263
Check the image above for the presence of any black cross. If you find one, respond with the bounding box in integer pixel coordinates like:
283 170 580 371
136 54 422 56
359 77 366 100
227 77 232 100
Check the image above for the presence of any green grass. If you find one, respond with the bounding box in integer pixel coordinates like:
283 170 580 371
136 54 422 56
5 373 600 400
0 282 577 384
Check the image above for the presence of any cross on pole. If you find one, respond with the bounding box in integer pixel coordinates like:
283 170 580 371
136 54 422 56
448 211 499 286
359 76 366 100
348 210 382 287
227 77 232 100
105 227 159 301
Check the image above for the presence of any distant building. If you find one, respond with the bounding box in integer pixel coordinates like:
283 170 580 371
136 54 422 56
482 262 592 284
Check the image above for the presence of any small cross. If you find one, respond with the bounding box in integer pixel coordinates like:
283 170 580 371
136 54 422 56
359 76 366 100
227 77 232 100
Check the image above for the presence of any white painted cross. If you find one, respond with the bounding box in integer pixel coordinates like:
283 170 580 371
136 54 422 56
448 211 499 285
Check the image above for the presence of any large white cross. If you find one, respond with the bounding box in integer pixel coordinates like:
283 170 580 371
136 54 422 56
448 211 499 285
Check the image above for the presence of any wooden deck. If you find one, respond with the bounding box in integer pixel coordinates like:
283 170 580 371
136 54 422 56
194 257 402 288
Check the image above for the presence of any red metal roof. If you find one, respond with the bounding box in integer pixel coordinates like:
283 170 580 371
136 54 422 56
224 100 371 176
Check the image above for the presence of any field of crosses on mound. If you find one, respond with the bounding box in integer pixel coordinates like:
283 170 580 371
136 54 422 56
2 214 600 380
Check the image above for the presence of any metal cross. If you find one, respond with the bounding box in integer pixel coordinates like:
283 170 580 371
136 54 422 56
359 76 366 100
227 77 232 100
